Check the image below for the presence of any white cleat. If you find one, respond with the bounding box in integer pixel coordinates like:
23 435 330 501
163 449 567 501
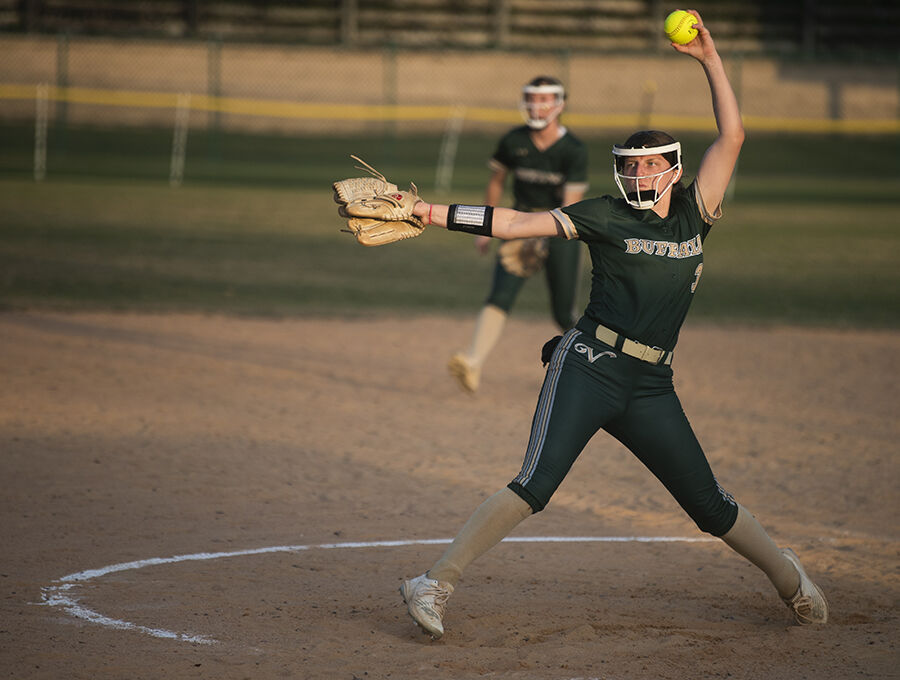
448 353 480 393
780 548 828 625
399 573 454 639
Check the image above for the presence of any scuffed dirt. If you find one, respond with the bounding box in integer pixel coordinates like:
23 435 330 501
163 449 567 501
1 311 897 679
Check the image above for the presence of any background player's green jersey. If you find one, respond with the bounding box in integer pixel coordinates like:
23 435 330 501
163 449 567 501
553 182 717 351
490 125 588 211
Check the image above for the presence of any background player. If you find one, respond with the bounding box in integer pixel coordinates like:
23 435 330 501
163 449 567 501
447 75 588 393
399 10 828 638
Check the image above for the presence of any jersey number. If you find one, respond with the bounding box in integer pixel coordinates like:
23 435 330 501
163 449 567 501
691 263 703 293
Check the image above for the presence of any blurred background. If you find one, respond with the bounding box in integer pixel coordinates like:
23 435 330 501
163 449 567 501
0 0 898 325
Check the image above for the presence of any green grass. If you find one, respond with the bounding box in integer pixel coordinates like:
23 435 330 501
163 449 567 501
1 124 898 327
0 179 503 316
693 203 899 326
3 123 898 195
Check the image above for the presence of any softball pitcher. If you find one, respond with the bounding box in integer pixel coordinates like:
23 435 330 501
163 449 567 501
398 11 828 638
448 75 588 393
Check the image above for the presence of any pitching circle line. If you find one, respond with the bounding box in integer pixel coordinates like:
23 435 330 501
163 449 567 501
39 535 717 645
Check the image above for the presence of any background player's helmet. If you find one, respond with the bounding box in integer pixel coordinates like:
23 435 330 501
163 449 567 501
520 76 566 130
612 130 683 209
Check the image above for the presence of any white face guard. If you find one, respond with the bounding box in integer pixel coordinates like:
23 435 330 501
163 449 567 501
612 141 682 209
520 84 565 130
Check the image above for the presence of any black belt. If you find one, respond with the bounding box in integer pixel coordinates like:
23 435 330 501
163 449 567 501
576 318 673 366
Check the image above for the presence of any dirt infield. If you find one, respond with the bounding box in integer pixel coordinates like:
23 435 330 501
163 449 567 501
1 311 898 679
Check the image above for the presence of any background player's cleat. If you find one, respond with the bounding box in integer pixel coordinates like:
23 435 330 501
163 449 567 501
400 573 454 639
448 353 480 393
780 548 828 624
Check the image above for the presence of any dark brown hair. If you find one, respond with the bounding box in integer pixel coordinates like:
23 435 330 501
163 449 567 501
619 130 684 195
526 75 566 100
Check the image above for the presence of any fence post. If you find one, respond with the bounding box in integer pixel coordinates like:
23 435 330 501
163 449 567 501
34 84 49 182
651 0 664 52
23 0 39 31
638 79 657 129
55 32 69 127
384 45 397 137
185 0 199 37
802 0 817 58
725 55 742 201
559 49 570 93
341 0 358 46
494 0 510 47
207 37 222 174
207 37 222 132
170 93 191 187
435 107 466 194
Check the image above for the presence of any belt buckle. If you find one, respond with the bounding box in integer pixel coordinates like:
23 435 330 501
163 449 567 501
647 345 664 364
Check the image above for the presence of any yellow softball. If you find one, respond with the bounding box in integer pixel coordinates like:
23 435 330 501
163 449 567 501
664 10 698 45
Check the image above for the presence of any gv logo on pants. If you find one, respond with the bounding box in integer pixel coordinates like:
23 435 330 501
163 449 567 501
574 343 616 363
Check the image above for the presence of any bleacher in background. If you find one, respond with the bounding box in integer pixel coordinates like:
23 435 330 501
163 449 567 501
1 0 898 60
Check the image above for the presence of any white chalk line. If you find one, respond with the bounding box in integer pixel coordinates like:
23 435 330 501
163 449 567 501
38 536 716 645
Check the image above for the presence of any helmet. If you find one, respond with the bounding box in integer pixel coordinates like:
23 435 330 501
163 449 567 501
520 76 566 130
612 131 682 210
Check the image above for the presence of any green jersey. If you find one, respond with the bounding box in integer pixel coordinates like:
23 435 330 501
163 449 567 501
491 126 589 211
552 182 719 351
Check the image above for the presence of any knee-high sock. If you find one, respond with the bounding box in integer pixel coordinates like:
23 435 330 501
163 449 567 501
721 505 800 599
465 304 507 369
428 487 532 587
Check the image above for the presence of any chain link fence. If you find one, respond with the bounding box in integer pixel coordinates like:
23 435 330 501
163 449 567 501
1 5 898 191
2 33 897 137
